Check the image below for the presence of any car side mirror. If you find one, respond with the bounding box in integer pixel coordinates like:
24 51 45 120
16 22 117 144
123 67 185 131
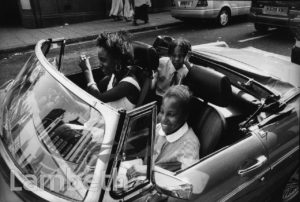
152 166 193 200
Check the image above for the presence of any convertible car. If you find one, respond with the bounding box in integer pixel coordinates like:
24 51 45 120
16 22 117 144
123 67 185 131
0 36 299 202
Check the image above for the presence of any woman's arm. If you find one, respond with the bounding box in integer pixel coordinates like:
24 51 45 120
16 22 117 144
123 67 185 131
79 55 96 86
89 81 139 103
79 56 139 103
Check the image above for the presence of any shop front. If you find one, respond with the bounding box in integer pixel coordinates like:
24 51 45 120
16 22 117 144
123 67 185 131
18 0 106 28
9 0 172 28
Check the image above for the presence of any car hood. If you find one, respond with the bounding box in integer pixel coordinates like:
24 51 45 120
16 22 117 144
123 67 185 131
193 46 300 96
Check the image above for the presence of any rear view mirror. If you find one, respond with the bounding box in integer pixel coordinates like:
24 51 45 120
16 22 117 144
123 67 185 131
152 167 192 200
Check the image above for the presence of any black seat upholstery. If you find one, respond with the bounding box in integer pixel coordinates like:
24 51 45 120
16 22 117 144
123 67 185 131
132 41 159 107
184 65 232 107
184 65 232 157
153 35 175 57
188 97 227 157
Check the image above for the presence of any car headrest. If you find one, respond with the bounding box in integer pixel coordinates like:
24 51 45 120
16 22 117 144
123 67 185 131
184 65 232 107
132 41 159 71
152 35 175 57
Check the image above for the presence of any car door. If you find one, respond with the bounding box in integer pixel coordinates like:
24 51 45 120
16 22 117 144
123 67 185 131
253 92 300 198
101 102 157 202
225 0 237 16
169 132 270 202
242 0 251 15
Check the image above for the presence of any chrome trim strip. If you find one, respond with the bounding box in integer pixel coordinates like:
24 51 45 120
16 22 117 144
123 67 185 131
219 146 299 202
271 146 299 170
219 167 270 202
281 88 300 104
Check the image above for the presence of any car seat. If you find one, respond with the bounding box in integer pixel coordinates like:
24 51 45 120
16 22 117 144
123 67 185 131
153 35 175 57
184 65 232 157
132 41 159 107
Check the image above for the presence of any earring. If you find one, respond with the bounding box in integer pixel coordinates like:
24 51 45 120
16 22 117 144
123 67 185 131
116 64 122 72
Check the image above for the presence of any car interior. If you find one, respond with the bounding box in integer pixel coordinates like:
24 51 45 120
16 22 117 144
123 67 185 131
64 36 262 162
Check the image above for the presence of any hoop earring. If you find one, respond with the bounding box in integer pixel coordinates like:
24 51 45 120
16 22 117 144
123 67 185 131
115 64 122 72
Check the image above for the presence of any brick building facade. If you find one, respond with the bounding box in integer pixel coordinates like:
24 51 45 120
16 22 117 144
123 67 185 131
0 0 172 28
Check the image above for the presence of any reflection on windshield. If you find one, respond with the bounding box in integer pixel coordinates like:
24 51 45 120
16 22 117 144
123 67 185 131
2 57 105 201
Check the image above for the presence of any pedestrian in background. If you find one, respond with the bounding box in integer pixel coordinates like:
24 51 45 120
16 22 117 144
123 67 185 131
110 0 124 21
133 0 151 26
124 0 134 22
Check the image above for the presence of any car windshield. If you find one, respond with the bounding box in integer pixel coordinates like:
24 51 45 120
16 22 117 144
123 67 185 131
1 55 105 201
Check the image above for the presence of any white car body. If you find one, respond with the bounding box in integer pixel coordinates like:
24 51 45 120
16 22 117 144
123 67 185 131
171 0 251 19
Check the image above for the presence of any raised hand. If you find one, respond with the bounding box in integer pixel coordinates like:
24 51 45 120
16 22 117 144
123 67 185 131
79 54 91 72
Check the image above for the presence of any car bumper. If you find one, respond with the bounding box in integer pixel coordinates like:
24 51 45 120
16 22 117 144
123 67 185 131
249 13 300 29
249 13 290 27
171 9 219 19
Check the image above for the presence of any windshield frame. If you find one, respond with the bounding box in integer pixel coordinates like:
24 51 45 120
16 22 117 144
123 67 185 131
0 39 121 202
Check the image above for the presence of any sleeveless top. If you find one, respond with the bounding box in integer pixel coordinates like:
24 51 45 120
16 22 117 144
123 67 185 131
106 74 141 111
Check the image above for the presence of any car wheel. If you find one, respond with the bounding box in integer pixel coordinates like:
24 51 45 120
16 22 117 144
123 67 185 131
282 167 299 202
254 23 269 32
217 9 230 27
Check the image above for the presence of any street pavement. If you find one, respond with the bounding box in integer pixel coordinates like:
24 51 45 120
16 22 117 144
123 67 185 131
0 11 180 57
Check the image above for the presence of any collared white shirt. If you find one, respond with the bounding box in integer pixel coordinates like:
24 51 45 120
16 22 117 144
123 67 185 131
153 57 188 96
154 122 200 170
157 122 189 143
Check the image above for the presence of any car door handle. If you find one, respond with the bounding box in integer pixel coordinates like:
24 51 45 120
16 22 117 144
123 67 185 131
238 155 267 177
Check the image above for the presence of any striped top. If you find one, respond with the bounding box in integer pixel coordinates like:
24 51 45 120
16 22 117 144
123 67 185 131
154 123 200 172
106 74 141 111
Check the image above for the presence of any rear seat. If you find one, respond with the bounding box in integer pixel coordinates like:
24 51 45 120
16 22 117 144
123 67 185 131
183 65 232 157
132 41 159 107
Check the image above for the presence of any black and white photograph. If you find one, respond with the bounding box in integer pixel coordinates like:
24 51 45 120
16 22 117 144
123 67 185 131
0 0 299 202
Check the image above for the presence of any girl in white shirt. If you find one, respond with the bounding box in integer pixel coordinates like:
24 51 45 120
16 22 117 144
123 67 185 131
126 85 200 177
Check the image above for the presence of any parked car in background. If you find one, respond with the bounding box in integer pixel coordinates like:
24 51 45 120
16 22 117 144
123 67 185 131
249 0 300 32
170 0 251 26
0 37 299 202
291 38 300 65
291 28 300 65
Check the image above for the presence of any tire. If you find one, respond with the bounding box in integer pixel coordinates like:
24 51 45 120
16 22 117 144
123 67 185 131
254 23 269 32
282 168 299 202
217 9 230 27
